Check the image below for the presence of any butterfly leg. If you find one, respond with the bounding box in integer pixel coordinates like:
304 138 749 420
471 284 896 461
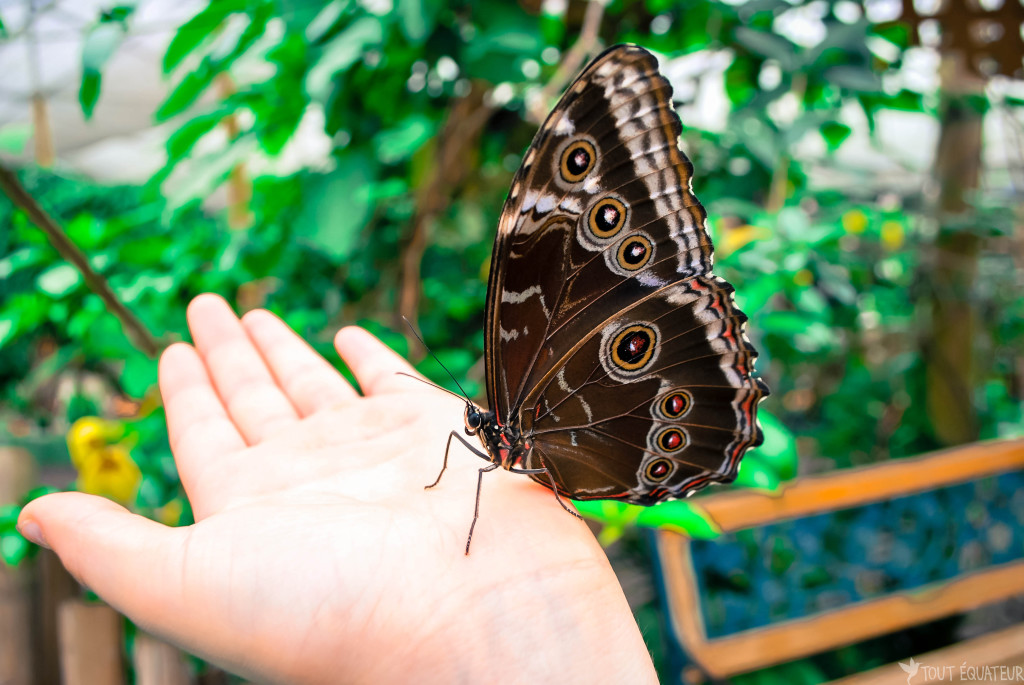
426 431 490 489
508 465 584 520
466 462 501 555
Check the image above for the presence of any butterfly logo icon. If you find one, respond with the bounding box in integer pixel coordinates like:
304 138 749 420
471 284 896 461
898 657 920 685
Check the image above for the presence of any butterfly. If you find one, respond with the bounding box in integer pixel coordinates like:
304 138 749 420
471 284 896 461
425 44 769 554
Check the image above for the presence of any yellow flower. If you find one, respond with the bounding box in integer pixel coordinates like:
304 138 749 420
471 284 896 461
67 417 123 470
67 417 141 505
718 224 770 257
881 220 904 250
842 209 868 234
76 443 142 505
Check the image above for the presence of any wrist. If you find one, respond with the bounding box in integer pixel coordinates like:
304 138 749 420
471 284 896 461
366 548 657 684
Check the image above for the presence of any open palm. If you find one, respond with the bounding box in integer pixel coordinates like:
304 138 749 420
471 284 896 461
20 294 655 684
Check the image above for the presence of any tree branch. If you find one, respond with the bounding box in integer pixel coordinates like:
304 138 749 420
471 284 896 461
0 162 163 359
527 0 607 125
398 84 495 343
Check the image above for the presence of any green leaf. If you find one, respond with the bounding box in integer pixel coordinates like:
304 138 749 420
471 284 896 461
101 5 135 23
163 0 248 73
0 13 6 37
306 0 350 43
0 531 30 567
122 354 159 398
158 6 270 121
82 21 125 71
760 311 812 335
116 273 175 304
156 61 216 121
820 121 852 151
733 27 797 69
36 264 83 297
635 500 722 539
734 458 780 491
79 21 125 118
0 505 18 528
0 123 30 154
208 6 272 67
0 246 43 278
753 411 799 480
824 65 882 93
295 152 377 260
871 23 910 49
397 0 434 43
860 90 924 113
166 107 229 161
0 311 21 351
80 72 102 119
575 499 640 527
375 116 434 164
724 58 758 107
22 486 59 504
305 17 383 101
162 136 257 212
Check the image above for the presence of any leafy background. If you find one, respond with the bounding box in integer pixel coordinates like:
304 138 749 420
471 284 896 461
1 0 1023 682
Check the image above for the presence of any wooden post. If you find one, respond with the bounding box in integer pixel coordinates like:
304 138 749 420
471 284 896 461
34 550 79 685
216 74 252 230
0 447 35 685
134 632 191 685
31 94 55 167
925 54 985 446
57 599 124 685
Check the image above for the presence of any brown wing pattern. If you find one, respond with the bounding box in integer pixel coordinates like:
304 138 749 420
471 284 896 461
484 44 768 503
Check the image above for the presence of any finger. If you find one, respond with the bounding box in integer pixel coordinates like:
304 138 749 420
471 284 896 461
159 343 246 512
187 294 300 443
18 493 189 633
334 326 421 396
241 309 357 416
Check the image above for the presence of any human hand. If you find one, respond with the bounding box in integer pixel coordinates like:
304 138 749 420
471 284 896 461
19 294 656 684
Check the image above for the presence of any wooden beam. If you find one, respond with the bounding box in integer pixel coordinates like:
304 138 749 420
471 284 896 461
830 622 1024 684
657 528 1024 680
689 439 1024 533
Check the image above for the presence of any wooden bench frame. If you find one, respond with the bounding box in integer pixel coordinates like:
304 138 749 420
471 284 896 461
654 439 1024 680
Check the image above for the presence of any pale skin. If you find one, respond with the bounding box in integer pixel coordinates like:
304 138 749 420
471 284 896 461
18 293 657 684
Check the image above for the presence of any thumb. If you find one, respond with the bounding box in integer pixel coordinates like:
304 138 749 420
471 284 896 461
18 492 187 624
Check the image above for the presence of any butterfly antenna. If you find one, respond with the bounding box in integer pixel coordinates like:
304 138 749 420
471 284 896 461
395 372 471 403
401 316 474 404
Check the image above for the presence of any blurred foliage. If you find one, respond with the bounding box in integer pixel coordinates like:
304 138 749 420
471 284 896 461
1 0 1023 680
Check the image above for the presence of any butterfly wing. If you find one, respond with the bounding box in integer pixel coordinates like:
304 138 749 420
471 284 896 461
485 44 768 504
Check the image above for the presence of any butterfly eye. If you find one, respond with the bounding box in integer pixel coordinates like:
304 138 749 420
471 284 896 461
588 198 627 239
645 458 674 482
560 140 597 183
610 324 658 372
465 407 483 434
616 235 653 271
658 390 693 419
656 428 687 453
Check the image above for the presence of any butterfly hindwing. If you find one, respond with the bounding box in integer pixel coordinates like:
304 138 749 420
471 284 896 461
523 276 766 503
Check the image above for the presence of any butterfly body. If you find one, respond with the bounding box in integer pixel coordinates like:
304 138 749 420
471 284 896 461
430 44 768 552
463 404 531 470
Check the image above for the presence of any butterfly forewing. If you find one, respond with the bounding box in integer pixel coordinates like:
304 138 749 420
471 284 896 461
484 44 768 505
